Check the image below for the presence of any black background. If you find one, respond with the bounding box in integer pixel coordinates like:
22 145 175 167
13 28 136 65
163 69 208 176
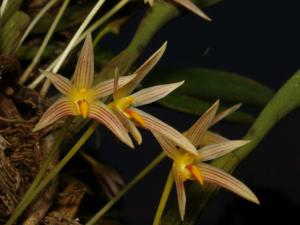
90 1 300 224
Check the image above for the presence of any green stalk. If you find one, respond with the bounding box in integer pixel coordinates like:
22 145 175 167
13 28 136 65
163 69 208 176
19 0 70 85
152 170 174 225
40 0 106 96
93 26 110 47
17 0 60 50
5 117 73 225
85 152 166 225
162 70 300 224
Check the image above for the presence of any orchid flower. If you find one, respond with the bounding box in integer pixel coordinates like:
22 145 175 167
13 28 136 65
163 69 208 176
107 43 197 154
153 100 259 220
144 0 211 21
33 34 136 148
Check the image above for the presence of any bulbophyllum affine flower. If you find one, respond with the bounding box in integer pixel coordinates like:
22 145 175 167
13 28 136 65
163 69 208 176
108 43 197 154
33 34 136 148
153 100 259 220
144 0 211 21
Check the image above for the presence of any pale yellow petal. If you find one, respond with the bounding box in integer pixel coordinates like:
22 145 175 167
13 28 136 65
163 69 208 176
41 70 75 96
74 33 94 89
88 102 133 148
186 100 219 147
197 140 250 161
131 108 197 155
131 81 184 107
199 163 259 204
33 97 77 132
201 131 228 146
212 103 242 126
152 131 180 159
116 42 167 98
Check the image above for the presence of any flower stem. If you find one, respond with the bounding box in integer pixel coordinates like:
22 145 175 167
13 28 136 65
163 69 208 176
5 117 73 225
152 169 174 225
85 152 166 225
40 0 107 96
19 0 70 85
16 0 60 50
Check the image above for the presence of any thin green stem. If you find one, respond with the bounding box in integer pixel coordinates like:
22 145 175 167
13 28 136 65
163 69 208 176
19 0 70 85
28 0 129 90
40 0 106 96
85 152 166 225
5 117 73 225
152 169 174 225
17 0 60 50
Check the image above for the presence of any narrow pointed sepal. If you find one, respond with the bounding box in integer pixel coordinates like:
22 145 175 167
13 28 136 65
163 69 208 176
131 81 184 107
90 73 137 99
88 102 134 148
173 164 187 221
130 108 197 155
186 100 219 147
33 98 77 132
40 70 75 96
197 140 250 161
152 131 179 159
201 131 228 146
74 33 94 89
212 103 242 126
117 41 167 98
173 0 212 21
199 163 260 204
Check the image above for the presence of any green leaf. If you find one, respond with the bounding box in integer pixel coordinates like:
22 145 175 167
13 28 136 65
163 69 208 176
159 94 254 124
0 11 31 55
143 68 274 107
0 0 23 26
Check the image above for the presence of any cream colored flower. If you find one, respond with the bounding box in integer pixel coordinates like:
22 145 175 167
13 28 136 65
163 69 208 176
153 101 259 220
33 34 136 148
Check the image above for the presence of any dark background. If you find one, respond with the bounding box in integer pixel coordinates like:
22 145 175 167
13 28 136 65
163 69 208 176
89 1 300 224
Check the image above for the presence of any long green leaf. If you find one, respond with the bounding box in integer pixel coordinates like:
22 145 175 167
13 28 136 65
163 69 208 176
143 68 274 107
161 69 300 224
0 11 31 55
0 0 23 26
159 93 254 124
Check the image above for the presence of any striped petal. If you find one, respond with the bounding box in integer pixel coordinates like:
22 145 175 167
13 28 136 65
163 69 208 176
41 70 75 96
186 100 219 147
131 108 197 155
197 140 250 161
131 81 184 107
33 97 77 132
88 101 133 148
212 103 241 126
74 33 94 89
90 73 137 99
152 131 180 159
173 0 211 21
114 108 142 145
199 163 259 204
201 131 228 146
113 67 119 100
116 42 167 98
173 163 187 221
